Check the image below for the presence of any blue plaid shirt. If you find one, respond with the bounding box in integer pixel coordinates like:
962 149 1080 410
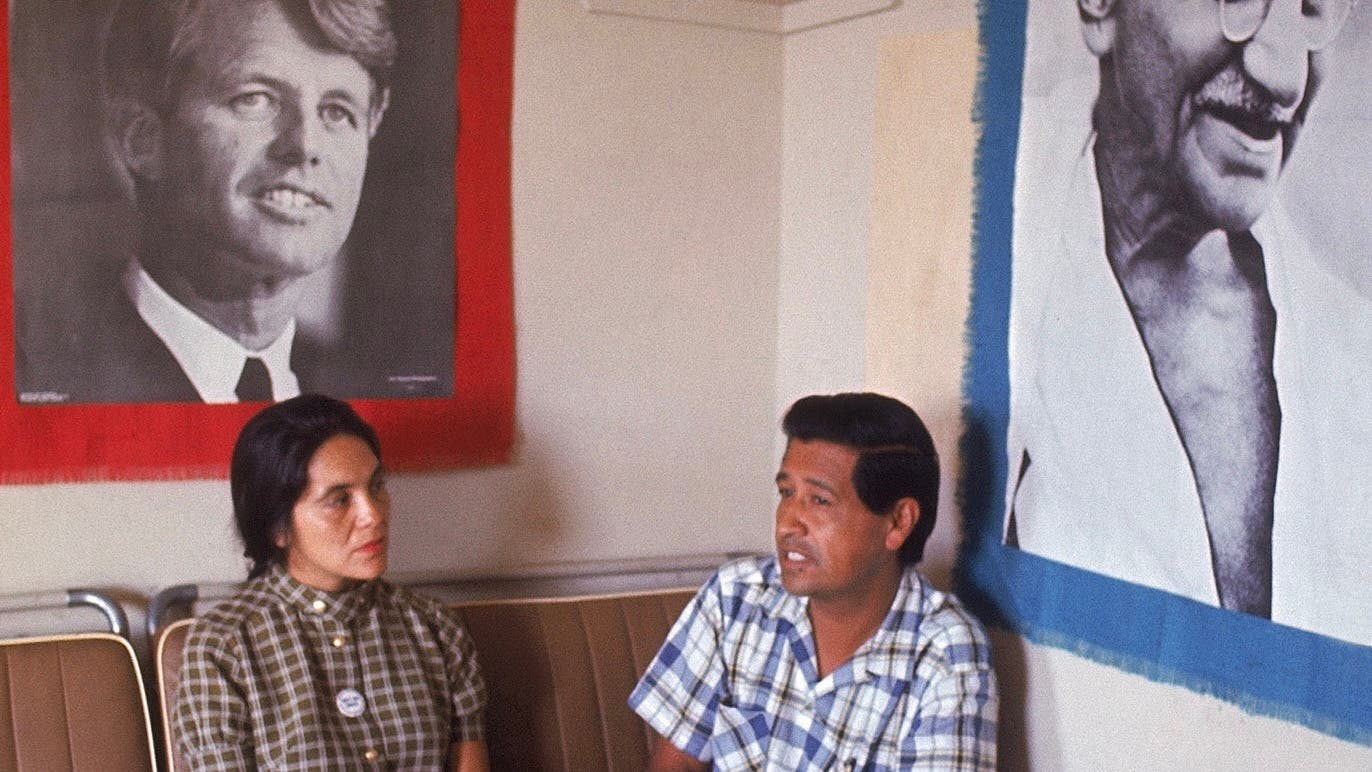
629 555 997 770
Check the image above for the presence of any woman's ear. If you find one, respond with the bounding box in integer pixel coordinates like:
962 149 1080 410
1079 0 1119 58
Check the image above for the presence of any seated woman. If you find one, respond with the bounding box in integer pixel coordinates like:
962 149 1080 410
173 395 488 770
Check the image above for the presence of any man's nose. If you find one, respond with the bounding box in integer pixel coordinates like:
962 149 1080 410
269 102 324 167
1243 0 1311 109
775 499 804 537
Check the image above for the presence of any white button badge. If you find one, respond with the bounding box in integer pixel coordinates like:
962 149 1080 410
336 688 367 718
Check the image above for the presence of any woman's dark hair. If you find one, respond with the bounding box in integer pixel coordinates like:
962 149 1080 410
782 392 940 565
230 394 381 579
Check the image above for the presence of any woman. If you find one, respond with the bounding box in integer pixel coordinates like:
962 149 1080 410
173 395 488 770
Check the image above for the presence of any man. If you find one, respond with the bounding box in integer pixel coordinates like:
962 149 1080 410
1006 0 1371 644
631 393 997 770
15 0 429 403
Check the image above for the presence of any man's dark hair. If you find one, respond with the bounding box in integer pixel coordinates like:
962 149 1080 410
782 392 940 565
230 394 381 579
101 0 398 114
99 0 397 195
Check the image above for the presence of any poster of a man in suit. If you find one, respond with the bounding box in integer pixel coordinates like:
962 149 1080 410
11 0 458 404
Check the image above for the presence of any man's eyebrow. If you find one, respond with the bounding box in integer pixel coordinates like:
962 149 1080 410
802 476 839 496
320 87 366 106
774 470 838 495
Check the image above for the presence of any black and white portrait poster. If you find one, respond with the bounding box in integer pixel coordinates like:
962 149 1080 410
11 0 457 405
1 0 517 481
959 0 1372 745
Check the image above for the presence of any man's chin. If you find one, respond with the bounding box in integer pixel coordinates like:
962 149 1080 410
1186 178 1276 234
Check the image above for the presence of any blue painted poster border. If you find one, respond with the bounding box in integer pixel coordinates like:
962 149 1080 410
955 0 1372 745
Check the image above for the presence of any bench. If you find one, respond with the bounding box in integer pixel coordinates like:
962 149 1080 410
0 588 154 772
156 587 695 770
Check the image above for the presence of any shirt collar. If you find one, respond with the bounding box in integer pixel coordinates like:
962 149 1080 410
125 262 301 403
263 564 378 625
850 566 925 681
760 556 926 683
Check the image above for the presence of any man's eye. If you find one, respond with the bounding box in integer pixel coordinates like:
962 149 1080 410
229 91 275 117
777 487 794 499
321 103 358 129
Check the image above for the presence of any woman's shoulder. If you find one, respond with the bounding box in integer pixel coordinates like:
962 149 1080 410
188 575 283 640
377 581 459 625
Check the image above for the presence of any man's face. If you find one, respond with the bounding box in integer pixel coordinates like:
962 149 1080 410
1100 0 1323 231
149 0 381 286
774 439 901 606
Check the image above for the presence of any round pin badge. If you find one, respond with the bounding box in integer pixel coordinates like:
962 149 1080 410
336 688 367 718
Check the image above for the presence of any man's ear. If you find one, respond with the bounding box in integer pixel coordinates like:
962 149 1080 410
1078 0 1119 58
884 498 919 553
108 98 164 183
368 88 390 139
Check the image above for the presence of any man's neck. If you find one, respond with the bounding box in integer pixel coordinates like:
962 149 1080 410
1109 227 1281 617
806 562 903 680
141 251 302 351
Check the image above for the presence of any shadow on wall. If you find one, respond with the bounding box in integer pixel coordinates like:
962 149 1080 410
990 627 1032 770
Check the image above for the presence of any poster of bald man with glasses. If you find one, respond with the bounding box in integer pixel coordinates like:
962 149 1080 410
1003 0 1372 646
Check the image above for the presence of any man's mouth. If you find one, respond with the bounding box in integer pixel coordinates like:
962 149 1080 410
254 184 331 218
1192 64 1298 143
1202 103 1285 141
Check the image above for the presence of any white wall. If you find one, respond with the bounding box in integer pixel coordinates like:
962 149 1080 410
1 0 1368 767
779 0 1370 768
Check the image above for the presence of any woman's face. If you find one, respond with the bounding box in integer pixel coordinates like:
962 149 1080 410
278 433 389 591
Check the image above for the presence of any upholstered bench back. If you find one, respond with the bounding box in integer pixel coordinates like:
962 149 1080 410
156 588 694 771
0 633 156 772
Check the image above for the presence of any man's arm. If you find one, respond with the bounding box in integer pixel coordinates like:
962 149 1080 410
647 733 709 772
904 664 998 771
449 739 489 772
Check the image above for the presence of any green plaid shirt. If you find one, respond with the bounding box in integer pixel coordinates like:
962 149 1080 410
174 566 485 770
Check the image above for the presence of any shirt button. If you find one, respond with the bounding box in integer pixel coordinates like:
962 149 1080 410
311 599 327 613
332 635 348 648
364 748 380 762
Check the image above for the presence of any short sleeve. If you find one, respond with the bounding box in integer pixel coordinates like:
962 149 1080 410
627 574 727 762
173 622 255 771
436 605 487 742
901 621 998 770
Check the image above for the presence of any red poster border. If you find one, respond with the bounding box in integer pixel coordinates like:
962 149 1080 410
0 1 517 483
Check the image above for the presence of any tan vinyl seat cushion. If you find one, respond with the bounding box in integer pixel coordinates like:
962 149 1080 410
158 587 694 771
0 633 155 772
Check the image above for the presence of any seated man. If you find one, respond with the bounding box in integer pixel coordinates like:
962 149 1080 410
630 393 997 770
